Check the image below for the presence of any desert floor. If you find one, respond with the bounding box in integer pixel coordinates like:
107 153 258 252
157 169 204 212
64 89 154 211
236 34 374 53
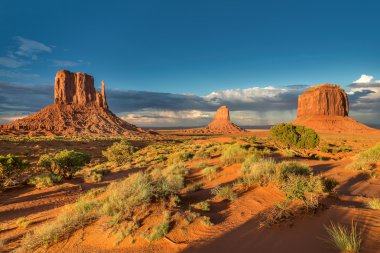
1 130 380 252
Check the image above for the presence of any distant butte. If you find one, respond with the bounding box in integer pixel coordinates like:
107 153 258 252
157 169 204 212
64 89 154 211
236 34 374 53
184 105 245 134
0 70 150 136
292 84 376 133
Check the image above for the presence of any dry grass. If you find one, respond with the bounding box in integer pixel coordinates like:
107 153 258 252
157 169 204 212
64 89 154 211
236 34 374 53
324 221 361 252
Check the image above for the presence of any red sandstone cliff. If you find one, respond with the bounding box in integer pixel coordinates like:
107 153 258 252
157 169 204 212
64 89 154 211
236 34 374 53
0 70 147 136
293 84 375 133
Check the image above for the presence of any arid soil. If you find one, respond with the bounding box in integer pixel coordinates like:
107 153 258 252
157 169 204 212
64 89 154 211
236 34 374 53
1 131 380 252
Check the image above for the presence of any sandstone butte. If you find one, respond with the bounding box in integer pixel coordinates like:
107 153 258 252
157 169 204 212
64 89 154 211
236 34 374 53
184 105 245 134
0 70 149 136
292 84 376 133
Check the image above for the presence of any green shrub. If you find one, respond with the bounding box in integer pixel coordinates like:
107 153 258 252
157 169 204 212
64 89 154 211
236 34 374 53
38 150 90 179
194 149 211 159
321 177 338 193
276 161 311 181
146 215 170 241
0 154 29 188
270 123 320 150
201 216 214 226
211 185 237 201
167 151 194 164
280 175 323 201
151 164 189 198
202 167 218 181
325 222 361 252
221 143 248 165
192 201 210 211
366 198 380 210
28 173 63 189
102 139 137 166
240 155 276 186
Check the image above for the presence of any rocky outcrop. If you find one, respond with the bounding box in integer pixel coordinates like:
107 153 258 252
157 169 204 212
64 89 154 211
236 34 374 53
293 84 375 133
54 70 108 109
184 106 245 134
0 70 149 136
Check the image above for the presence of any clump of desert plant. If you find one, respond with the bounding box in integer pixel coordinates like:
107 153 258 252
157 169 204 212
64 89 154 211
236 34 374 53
186 182 204 193
259 201 296 227
324 221 361 252
280 174 323 201
192 201 210 211
194 149 211 159
151 164 189 199
146 212 171 241
0 154 29 188
38 150 90 179
366 198 380 210
347 144 380 170
28 173 63 189
245 136 257 144
15 216 31 228
321 177 338 193
276 161 311 182
211 185 237 201
240 155 276 187
201 216 214 226
102 139 137 166
221 143 248 165
202 167 218 181
84 168 110 183
19 189 102 250
270 123 320 154
167 151 194 164
183 210 200 224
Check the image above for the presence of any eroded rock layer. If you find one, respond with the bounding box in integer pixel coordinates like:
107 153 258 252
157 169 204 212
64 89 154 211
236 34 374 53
293 84 375 133
0 70 148 136
184 106 245 134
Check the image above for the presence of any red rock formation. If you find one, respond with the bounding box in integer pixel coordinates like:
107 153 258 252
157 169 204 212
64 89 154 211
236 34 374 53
0 70 149 136
184 106 245 134
293 84 375 133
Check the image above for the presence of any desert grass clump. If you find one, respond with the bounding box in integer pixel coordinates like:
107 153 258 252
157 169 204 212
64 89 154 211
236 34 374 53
325 221 361 252
192 201 210 211
19 189 101 251
276 161 311 182
102 139 137 166
151 164 189 199
221 143 248 165
201 216 214 226
146 213 171 241
347 144 380 170
28 173 63 189
280 175 323 201
240 155 276 186
211 185 237 201
366 198 380 210
15 216 31 229
202 167 218 181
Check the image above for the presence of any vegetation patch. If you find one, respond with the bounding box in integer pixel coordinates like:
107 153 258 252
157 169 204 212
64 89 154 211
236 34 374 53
324 222 361 253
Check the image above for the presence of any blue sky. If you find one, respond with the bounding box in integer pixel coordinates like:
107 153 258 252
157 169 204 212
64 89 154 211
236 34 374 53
1 0 380 127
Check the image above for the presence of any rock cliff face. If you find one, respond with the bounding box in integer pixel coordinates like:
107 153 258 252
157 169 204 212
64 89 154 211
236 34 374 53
293 84 374 133
297 84 348 118
184 106 245 134
54 70 108 109
0 70 148 136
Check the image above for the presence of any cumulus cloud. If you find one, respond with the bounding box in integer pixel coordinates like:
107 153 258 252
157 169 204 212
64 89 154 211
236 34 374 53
353 74 380 84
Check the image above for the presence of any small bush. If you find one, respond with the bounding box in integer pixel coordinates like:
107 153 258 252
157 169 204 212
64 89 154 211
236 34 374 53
280 175 323 201
0 154 29 188
38 150 90 179
102 139 137 166
192 201 210 211
366 198 380 210
221 143 248 165
202 167 218 181
211 185 237 201
147 217 170 241
347 144 380 170
28 173 63 189
201 216 214 226
194 149 211 159
16 216 31 228
241 155 276 186
276 161 311 181
325 222 361 252
270 123 320 150
321 177 338 193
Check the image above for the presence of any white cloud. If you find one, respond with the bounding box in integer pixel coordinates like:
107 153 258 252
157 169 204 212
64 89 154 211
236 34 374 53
0 57 28 68
14 36 52 60
51 60 80 67
353 74 380 84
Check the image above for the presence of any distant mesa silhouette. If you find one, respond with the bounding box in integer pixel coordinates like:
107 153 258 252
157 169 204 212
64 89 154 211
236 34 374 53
292 84 376 133
184 105 245 134
0 70 149 136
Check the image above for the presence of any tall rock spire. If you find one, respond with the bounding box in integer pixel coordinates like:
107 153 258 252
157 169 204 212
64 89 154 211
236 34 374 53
101 80 108 109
